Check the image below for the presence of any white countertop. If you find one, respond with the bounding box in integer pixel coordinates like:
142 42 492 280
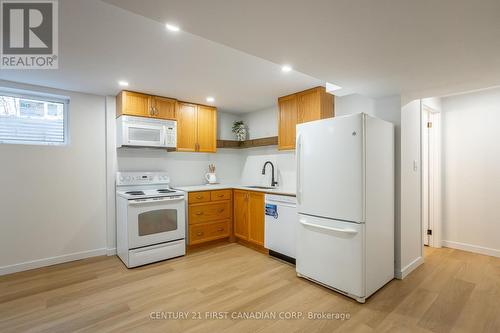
173 184 296 197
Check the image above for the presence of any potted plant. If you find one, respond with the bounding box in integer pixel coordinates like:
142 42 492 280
232 120 247 141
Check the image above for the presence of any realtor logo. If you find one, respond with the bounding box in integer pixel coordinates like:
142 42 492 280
1 0 58 69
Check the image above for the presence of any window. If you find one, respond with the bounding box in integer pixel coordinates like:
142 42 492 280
0 90 69 145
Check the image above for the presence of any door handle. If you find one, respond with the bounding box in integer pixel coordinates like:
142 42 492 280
299 219 358 235
296 134 302 204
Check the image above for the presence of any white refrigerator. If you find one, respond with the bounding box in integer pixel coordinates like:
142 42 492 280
295 113 394 303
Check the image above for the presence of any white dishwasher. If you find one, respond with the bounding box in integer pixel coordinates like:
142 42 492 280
264 194 297 264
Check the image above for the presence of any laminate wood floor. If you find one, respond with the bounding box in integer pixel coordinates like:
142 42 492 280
1 243 499 333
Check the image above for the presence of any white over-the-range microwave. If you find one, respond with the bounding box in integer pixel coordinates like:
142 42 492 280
117 115 176 148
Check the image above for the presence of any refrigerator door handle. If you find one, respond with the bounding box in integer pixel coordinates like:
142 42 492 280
296 133 302 204
299 219 358 235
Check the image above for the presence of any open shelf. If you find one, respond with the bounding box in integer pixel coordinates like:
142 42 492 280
216 136 278 149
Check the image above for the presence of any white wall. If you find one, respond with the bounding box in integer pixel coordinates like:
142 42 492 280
0 81 107 275
335 94 376 117
218 111 240 140
242 106 278 139
441 88 500 257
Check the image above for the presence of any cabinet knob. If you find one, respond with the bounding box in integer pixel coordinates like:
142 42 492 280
196 196 203 199
196 232 204 236
195 211 203 216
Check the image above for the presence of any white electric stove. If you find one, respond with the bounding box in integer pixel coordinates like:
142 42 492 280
116 172 186 268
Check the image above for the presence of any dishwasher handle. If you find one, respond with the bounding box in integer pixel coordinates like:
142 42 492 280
266 200 297 208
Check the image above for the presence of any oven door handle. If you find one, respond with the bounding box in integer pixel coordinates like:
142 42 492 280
129 196 184 204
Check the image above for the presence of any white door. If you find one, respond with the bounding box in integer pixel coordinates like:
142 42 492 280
296 214 365 297
296 114 364 222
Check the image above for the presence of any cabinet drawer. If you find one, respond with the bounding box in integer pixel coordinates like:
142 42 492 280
189 201 231 224
188 191 210 204
189 221 230 245
210 190 232 201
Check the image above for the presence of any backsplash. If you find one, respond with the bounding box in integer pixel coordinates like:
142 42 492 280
240 147 296 192
116 146 296 191
117 148 244 186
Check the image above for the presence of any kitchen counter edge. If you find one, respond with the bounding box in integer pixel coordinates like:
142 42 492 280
173 184 296 197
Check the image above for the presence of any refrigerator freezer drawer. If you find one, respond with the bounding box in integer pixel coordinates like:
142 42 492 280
296 214 365 298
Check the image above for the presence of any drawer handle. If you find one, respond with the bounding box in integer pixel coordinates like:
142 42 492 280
196 196 203 199
196 232 204 236
217 209 224 213
195 211 204 215
217 228 224 232
217 194 224 197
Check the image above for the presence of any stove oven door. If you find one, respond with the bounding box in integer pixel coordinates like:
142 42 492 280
127 196 185 249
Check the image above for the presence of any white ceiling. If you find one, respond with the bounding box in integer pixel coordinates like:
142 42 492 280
103 0 500 98
0 0 323 113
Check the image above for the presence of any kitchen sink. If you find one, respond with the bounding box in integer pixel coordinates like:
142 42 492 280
244 185 277 190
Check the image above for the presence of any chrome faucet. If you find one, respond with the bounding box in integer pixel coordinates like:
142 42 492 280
262 161 278 187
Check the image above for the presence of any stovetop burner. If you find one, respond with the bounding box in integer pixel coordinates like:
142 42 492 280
157 189 175 193
125 191 145 196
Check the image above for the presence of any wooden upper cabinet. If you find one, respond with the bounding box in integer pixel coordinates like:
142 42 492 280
297 88 322 123
278 94 298 150
247 191 265 246
115 90 217 153
277 86 334 150
176 102 217 153
233 190 249 240
196 105 217 153
176 102 198 152
116 91 151 118
152 96 176 120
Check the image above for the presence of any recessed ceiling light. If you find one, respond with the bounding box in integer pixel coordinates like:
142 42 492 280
281 65 292 73
206 96 215 103
118 80 129 87
165 23 180 32
326 82 342 93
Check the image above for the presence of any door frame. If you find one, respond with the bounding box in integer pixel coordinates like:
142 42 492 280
421 104 442 248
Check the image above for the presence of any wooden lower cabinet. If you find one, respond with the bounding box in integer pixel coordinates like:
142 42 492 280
233 190 265 246
233 190 249 239
248 191 265 246
187 189 265 249
189 220 230 245
187 190 232 246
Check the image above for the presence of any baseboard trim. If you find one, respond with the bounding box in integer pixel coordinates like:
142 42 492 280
442 240 500 258
395 256 424 280
0 248 107 276
106 248 117 256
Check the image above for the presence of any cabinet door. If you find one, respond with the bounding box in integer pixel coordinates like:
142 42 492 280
197 105 217 153
117 91 151 118
233 190 248 240
297 87 321 124
278 94 298 150
248 192 265 246
176 102 198 152
153 96 176 120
